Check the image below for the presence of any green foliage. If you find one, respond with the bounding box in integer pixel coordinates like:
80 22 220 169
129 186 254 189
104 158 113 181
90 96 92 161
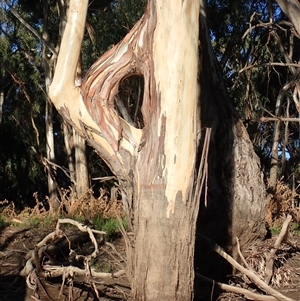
1 0 299 211
0 215 7 229
269 222 300 236
207 0 300 191
290 222 300 236
93 215 127 241
0 0 148 208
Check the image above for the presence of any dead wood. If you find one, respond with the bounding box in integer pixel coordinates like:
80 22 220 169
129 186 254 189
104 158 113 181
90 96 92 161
20 218 126 300
265 215 292 284
196 273 278 301
198 233 296 301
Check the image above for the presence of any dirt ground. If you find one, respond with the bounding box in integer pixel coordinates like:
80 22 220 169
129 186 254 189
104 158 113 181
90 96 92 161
0 225 131 301
0 225 299 301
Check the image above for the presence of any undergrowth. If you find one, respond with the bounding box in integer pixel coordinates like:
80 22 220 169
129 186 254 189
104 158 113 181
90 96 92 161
266 180 300 235
0 187 127 240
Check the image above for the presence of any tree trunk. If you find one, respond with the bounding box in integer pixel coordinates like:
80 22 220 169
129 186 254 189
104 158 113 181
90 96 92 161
63 122 76 189
43 0 60 213
128 2 200 299
195 5 266 280
73 129 89 197
49 0 266 299
275 0 300 37
45 99 60 212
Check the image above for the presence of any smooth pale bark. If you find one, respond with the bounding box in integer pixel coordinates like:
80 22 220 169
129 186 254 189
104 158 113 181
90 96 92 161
50 1 200 299
44 0 59 212
129 2 200 299
49 0 267 299
275 0 300 37
45 99 59 212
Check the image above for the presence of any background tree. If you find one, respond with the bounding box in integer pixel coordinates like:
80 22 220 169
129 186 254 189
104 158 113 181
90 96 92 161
207 0 300 199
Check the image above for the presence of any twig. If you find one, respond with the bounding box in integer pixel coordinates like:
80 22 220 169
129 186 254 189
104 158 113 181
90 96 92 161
194 127 211 206
3 0 57 56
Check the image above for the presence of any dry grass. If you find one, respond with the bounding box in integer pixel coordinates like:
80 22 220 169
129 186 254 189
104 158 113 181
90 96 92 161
245 241 296 288
266 180 300 228
0 187 123 225
61 187 123 220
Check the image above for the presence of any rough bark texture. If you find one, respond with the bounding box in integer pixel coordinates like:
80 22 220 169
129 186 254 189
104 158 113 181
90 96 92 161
73 127 89 197
195 3 266 281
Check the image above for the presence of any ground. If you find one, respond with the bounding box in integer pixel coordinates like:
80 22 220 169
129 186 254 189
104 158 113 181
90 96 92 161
0 224 131 301
0 224 300 301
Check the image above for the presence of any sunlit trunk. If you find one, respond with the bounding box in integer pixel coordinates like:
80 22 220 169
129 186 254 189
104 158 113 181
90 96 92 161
49 0 266 299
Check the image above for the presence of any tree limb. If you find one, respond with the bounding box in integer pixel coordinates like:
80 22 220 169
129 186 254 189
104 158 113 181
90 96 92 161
275 0 300 37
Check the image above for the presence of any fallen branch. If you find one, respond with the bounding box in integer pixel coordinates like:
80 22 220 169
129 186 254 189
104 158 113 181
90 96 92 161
43 264 125 279
198 233 295 301
21 218 126 300
265 215 292 284
196 273 278 301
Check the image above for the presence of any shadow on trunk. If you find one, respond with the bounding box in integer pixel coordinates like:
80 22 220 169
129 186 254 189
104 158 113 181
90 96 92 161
194 9 267 301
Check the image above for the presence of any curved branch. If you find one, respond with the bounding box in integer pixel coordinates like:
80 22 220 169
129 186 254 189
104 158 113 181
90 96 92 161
196 273 278 301
81 14 151 152
275 0 300 37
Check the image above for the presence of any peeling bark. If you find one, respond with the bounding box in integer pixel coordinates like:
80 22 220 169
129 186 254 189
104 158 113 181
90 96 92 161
49 0 266 300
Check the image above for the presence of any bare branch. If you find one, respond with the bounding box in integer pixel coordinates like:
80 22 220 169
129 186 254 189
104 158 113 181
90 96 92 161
239 62 300 74
252 117 300 123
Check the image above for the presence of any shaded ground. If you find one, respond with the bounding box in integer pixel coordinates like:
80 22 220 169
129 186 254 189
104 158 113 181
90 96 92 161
0 225 131 301
0 225 300 301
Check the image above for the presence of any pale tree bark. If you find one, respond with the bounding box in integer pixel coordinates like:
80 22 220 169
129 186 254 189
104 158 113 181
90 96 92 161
49 0 266 299
43 0 60 213
73 52 89 198
45 99 60 212
275 0 300 37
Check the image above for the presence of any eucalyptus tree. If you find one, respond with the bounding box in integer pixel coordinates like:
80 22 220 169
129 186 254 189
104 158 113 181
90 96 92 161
0 1 47 205
208 0 300 193
49 0 266 299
